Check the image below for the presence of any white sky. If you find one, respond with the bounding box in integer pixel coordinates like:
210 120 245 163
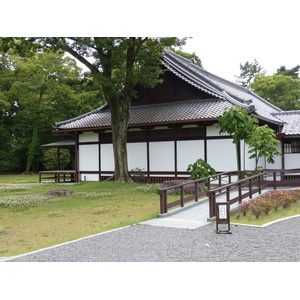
2 0 299 84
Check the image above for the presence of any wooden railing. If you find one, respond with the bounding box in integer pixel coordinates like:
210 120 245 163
158 169 300 217
207 172 267 218
158 171 239 214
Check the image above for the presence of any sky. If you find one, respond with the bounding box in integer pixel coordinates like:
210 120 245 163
2 1 299 84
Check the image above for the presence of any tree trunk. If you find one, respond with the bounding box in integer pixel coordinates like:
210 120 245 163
108 97 133 183
25 124 38 174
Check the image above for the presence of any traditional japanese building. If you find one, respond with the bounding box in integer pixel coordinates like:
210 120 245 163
52 50 300 182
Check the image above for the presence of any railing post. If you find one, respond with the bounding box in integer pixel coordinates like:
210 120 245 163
226 186 230 203
159 190 167 214
208 191 216 218
238 182 242 203
195 181 198 202
207 178 211 190
249 179 253 199
180 186 184 207
273 171 277 190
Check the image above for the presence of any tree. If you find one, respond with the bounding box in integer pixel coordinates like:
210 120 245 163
235 59 265 88
276 65 300 79
217 106 258 177
250 74 300 110
247 125 281 170
10 37 186 182
171 49 203 67
0 50 82 172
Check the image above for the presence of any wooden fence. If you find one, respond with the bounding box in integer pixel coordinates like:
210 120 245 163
158 169 300 217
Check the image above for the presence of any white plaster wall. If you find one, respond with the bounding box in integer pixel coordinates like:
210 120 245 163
149 141 174 171
79 145 99 171
177 140 205 171
101 144 114 171
127 142 147 171
207 139 237 171
79 144 99 181
207 124 225 136
285 153 300 169
79 131 99 143
80 173 99 181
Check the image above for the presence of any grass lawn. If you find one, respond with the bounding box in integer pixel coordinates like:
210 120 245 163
0 174 171 257
230 198 300 226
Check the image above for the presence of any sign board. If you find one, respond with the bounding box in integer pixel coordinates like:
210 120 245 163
215 202 231 234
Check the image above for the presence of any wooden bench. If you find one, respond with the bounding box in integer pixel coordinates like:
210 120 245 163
39 170 78 183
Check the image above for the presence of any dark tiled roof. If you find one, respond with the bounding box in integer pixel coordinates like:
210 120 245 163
162 50 283 124
273 111 300 136
55 49 300 133
55 99 233 130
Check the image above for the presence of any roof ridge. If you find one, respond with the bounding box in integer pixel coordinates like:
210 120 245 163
273 110 300 115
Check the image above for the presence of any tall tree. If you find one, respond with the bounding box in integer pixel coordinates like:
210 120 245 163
276 65 300 79
235 59 265 88
0 50 82 172
217 106 258 177
250 74 300 110
9 37 186 182
247 125 281 170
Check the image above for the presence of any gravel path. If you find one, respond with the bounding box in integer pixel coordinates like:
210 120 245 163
3 216 300 262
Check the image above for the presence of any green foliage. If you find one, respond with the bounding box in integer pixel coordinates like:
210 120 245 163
217 107 258 144
42 148 71 170
217 106 258 174
237 190 300 220
0 50 83 172
235 59 265 87
247 125 281 169
276 65 300 79
187 158 216 180
250 74 300 110
171 48 203 67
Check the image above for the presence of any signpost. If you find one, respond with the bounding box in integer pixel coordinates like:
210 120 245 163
215 202 231 234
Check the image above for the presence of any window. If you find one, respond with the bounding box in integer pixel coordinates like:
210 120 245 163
284 140 300 153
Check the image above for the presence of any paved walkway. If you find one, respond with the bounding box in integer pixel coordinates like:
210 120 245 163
139 187 273 229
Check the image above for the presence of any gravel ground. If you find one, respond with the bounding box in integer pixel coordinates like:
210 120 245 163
3 216 300 262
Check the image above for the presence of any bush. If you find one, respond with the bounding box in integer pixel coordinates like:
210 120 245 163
237 189 300 219
238 200 251 216
187 159 216 181
42 148 71 170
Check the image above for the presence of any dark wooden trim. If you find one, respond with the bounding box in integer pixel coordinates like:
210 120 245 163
78 141 99 145
98 133 101 181
75 133 79 179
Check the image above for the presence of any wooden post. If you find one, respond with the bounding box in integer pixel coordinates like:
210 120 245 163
249 180 252 199
238 183 242 203
180 186 184 207
208 191 216 218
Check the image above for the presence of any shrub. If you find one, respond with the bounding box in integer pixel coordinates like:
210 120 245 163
42 148 71 170
187 159 216 181
239 201 251 216
250 201 262 219
237 189 300 219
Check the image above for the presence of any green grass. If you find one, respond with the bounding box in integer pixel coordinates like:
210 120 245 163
0 174 170 257
230 200 300 226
